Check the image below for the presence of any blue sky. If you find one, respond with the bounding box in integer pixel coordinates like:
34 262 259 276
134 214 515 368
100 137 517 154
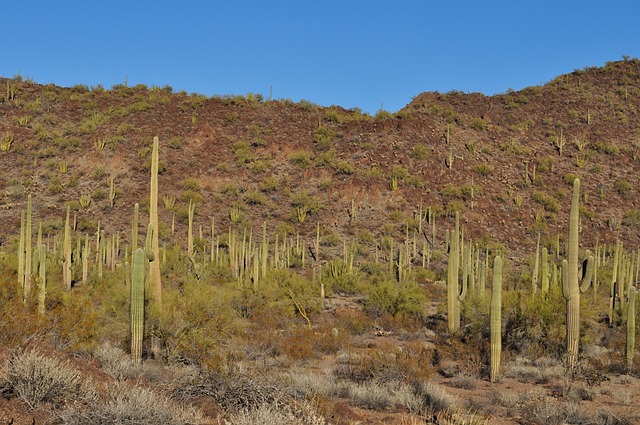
4 1 639 113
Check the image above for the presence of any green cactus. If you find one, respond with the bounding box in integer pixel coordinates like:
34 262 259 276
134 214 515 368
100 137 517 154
627 286 636 370
17 210 25 298
130 248 146 364
563 178 583 371
187 200 195 258
610 240 621 325
149 137 162 358
63 206 72 290
37 244 46 316
145 224 155 262
149 137 162 304
131 203 139 254
490 255 502 382
541 247 549 294
81 234 89 285
447 212 460 333
24 194 32 303
531 233 540 294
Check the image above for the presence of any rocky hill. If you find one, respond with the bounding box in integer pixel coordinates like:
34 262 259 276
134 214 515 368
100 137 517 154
1 58 639 265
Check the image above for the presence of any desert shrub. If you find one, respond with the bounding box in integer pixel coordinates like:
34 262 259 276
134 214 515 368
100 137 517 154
614 178 632 196
502 291 565 358
348 382 393 410
313 126 335 149
243 190 268 205
154 279 245 367
59 383 202 425
623 209 640 227
411 380 458 415
449 373 478 390
333 159 355 175
473 163 493 176
375 109 392 119
334 350 398 384
288 150 313 168
592 140 619 156
176 372 280 413
364 279 427 319
410 145 429 160
531 191 559 212
248 158 271 174
232 141 254 164
93 344 138 381
224 400 326 425
504 357 564 384
470 117 487 131
4 349 96 409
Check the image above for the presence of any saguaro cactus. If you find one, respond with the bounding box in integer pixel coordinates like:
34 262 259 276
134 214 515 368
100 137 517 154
490 255 502 382
541 247 549 294
130 248 145 364
563 178 584 371
62 206 72 290
627 286 636 370
24 194 32 302
148 137 162 357
37 245 46 316
447 212 460 333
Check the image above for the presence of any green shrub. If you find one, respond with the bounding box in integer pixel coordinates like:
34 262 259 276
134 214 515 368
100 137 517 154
288 150 313 168
313 126 335 149
614 178 632 196
473 163 493 176
623 209 640 227
531 191 559 212
470 117 486 131
364 279 427 319
410 145 429 160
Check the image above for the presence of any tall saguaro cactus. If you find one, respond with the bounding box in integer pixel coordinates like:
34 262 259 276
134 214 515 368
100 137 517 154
490 255 502 382
563 178 582 371
148 136 162 357
627 286 636 370
447 212 460 333
130 248 145 364
24 194 32 302
63 206 72 290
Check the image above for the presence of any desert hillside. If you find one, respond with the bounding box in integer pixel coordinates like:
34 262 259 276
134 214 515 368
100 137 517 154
0 59 638 424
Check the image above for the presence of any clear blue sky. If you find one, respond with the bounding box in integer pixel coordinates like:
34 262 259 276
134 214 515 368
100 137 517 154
4 1 639 114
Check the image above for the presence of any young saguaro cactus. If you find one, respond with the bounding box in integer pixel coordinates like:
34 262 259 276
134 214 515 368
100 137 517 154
490 255 502 382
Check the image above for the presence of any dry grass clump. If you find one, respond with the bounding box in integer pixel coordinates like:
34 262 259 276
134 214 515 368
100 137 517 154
411 380 458 415
58 383 203 425
448 372 478 390
504 356 564 384
3 349 97 409
94 343 200 385
224 400 326 425
93 343 140 381
175 372 281 413
488 386 637 425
